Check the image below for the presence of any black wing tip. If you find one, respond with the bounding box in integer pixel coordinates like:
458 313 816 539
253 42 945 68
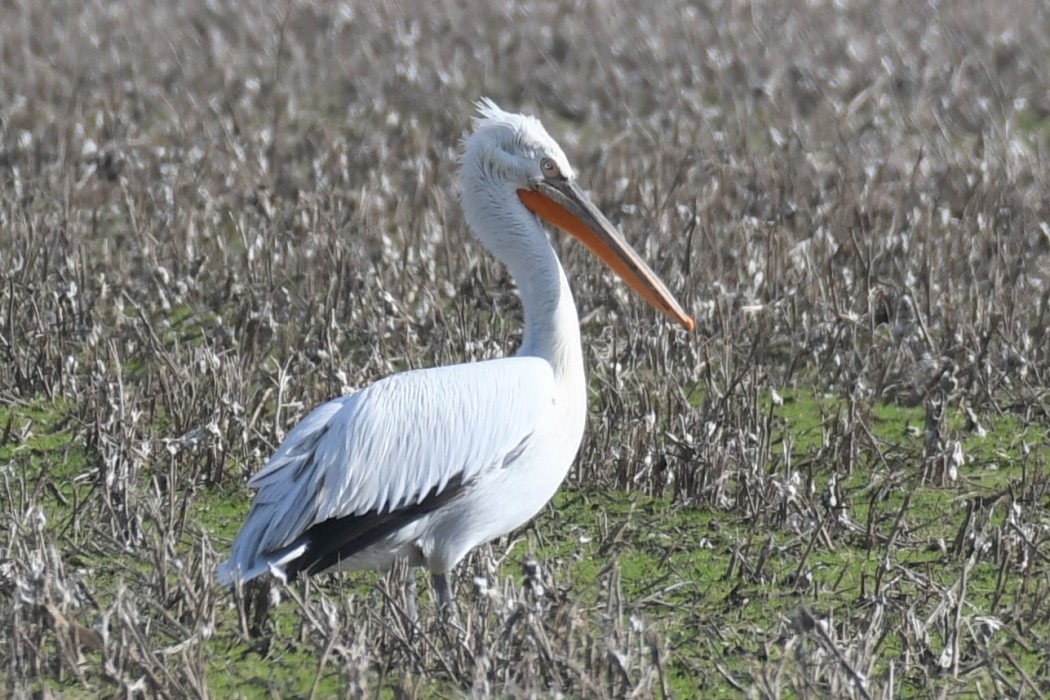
283 473 470 578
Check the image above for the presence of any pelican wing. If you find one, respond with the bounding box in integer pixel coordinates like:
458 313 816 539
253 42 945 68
219 356 555 584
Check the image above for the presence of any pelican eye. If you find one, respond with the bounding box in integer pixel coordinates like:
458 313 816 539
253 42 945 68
540 157 560 178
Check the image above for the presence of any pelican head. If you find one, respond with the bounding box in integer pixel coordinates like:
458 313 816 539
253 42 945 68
461 99 694 331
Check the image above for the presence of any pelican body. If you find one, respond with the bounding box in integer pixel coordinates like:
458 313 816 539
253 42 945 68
218 101 693 605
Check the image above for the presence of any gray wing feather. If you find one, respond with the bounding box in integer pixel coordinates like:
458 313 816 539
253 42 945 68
219 356 554 584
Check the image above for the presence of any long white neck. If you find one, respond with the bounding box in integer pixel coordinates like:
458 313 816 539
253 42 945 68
460 180 584 382
506 233 583 378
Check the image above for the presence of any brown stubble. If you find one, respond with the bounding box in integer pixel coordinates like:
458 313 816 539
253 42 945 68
2 0 1049 697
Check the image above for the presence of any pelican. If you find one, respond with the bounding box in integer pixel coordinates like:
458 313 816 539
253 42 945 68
218 100 694 610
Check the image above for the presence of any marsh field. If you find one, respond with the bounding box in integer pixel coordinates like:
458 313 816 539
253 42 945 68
3 0 1050 697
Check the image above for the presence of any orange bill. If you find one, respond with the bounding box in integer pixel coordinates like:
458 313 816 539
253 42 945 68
519 180 695 331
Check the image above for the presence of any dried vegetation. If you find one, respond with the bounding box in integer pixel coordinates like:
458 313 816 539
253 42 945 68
2 0 1050 697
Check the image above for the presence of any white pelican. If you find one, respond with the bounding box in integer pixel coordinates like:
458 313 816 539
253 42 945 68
218 100 694 609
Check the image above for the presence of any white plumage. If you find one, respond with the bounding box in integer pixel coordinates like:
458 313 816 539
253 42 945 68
218 100 693 607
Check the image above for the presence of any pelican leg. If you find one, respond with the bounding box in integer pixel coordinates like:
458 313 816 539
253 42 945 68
432 572 452 607
404 573 419 628
431 572 459 621
246 578 272 639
